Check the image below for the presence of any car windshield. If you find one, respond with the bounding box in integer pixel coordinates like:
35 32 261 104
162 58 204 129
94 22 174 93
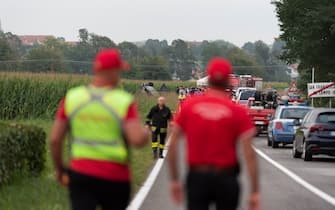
280 108 310 119
317 112 335 123
240 90 256 100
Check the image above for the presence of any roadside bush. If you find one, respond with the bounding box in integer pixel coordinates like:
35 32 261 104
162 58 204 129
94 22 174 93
0 123 46 185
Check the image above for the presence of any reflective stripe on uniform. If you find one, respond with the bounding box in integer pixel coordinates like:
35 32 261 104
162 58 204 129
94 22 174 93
72 138 120 146
151 126 167 133
68 87 123 126
160 128 167 133
159 144 165 149
152 142 158 148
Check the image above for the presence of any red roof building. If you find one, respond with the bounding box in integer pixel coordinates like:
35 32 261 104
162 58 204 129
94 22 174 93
19 35 55 46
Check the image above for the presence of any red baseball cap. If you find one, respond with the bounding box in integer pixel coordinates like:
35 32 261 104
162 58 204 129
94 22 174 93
93 48 130 72
206 57 232 83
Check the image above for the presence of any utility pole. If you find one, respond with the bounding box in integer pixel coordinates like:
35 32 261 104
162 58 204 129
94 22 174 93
311 67 315 107
330 98 332 108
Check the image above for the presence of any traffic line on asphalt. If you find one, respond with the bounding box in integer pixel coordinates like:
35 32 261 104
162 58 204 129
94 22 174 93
254 147 335 207
127 139 170 210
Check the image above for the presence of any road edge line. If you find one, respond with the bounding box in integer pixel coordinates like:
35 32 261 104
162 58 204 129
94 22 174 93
253 146 335 207
127 139 170 210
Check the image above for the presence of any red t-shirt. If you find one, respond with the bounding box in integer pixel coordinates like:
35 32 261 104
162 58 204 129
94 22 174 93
175 91 255 167
56 99 139 182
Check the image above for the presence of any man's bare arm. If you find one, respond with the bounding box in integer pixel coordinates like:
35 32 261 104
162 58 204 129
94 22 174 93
124 120 150 148
240 132 259 193
168 125 182 181
50 119 69 173
168 125 184 204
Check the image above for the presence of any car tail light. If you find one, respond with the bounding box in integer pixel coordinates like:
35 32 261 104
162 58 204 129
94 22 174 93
311 146 320 151
275 122 283 130
309 125 326 133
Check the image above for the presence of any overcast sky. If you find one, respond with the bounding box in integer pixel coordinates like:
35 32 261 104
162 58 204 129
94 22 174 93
0 0 280 47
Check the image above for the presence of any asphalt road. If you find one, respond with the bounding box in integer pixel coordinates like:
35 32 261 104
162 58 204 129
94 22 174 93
139 136 335 210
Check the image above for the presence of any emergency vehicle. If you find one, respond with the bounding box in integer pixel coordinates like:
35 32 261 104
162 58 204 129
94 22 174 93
239 75 263 91
279 81 308 106
248 100 275 136
197 74 262 89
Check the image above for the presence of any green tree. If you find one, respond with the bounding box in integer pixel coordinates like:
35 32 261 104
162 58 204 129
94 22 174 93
143 39 168 56
268 39 290 82
169 39 196 80
242 42 256 55
254 40 270 65
3 32 23 57
0 32 21 71
26 38 66 72
140 56 171 80
273 0 335 86
0 34 16 61
79 28 89 43
201 41 224 64
241 40 289 81
271 38 286 58
90 34 116 54
227 47 262 76
118 41 141 60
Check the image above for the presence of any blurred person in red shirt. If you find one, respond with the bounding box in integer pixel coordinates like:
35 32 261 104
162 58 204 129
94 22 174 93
50 49 149 210
168 58 260 210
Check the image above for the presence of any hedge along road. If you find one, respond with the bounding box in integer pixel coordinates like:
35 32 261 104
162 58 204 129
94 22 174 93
128 136 335 210
0 123 46 185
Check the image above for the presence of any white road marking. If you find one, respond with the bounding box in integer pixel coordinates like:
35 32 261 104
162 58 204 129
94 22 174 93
127 139 170 210
254 147 335 207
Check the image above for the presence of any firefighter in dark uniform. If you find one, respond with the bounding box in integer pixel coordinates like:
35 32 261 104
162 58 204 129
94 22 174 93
146 96 172 159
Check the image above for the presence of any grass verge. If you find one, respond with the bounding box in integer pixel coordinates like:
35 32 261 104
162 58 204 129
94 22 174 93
0 92 177 210
0 119 154 210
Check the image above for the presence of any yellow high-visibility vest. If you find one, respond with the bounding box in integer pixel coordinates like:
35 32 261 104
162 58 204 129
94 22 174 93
65 86 133 164
178 94 186 100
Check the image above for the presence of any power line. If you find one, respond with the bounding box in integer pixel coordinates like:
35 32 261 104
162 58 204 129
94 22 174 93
0 59 289 69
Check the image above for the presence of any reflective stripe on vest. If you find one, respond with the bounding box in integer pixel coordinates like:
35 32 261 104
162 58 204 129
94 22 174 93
65 86 133 164
72 138 121 146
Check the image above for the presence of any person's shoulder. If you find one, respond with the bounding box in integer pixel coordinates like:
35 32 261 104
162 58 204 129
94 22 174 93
180 95 209 111
151 105 158 110
229 102 249 115
67 85 85 93
65 85 87 98
186 94 205 103
113 88 133 99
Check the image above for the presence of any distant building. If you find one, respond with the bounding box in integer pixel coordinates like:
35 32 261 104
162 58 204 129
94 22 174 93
19 35 55 46
65 41 79 46
186 41 202 48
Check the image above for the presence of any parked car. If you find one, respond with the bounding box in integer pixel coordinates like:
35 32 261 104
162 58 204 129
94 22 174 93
235 87 256 98
236 89 260 106
293 108 335 161
267 106 312 148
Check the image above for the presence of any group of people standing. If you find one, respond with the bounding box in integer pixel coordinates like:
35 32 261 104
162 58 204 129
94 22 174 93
177 86 205 100
50 49 259 210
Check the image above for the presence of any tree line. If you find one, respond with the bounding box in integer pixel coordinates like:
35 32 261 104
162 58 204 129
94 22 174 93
0 28 289 81
273 0 335 91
